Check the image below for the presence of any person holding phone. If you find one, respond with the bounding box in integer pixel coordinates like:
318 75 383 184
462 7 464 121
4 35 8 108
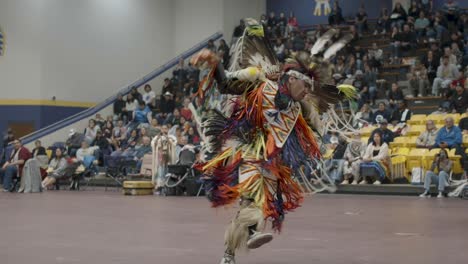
420 149 452 198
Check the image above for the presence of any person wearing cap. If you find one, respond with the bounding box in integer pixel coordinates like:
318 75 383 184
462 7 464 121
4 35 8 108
369 119 395 145
371 102 392 124
65 129 84 157
342 132 366 184
449 83 468 113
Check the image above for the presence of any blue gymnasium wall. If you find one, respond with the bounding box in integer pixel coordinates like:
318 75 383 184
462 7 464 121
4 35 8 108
267 0 393 25
0 105 87 136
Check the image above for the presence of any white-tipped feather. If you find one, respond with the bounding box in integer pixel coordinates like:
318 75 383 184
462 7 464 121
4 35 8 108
323 34 354 61
311 28 337 56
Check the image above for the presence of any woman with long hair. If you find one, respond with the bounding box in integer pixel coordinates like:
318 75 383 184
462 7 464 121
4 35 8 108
420 149 452 198
359 131 391 185
41 148 68 189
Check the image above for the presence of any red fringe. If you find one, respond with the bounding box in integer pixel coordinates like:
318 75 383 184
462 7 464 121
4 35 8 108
295 115 321 159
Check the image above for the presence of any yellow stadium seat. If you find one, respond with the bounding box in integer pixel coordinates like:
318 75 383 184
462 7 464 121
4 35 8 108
448 148 463 174
408 114 427 125
427 114 446 125
323 148 334 160
463 134 468 148
407 125 426 136
446 113 461 124
406 136 418 148
360 126 376 137
462 113 468 119
391 155 409 181
389 137 408 148
407 148 428 173
392 147 410 156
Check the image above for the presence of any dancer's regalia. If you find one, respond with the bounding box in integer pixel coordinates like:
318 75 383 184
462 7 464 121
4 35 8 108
190 19 355 264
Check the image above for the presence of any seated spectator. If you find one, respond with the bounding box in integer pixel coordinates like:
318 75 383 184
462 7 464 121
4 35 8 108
128 101 152 132
125 93 138 121
113 93 127 122
328 1 344 25
274 39 285 62
432 55 460 96
422 50 439 83
142 84 156 106
434 117 462 149
287 12 299 34
91 130 111 165
94 113 106 129
162 78 174 95
102 121 114 140
120 129 139 151
408 1 421 20
134 136 152 170
129 87 142 102
180 98 192 121
355 7 368 37
342 132 366 184
388 82 405 109
65 129 84 156
391 100 412 125
355 103 373 126
0 139 31 192
391 24 416 59
375 8 390 35
415 11 430 38
157 92 176 124
176 136 188 158
186 126 200 145
147 118 162 138
409 60 431 96
84 119 100 145
390 2 408 29
360 131 391 185
372 102 392 124
324 135 348 183
459 114 468 134
112 120 127 146
369 119 395 145
76 141 99 164
450 83 468 113
419 149 452 198
41 148 68 189
31 140 46 158
368 43 383 70
165 108 182 126
416 120 439 148
440 46 458 66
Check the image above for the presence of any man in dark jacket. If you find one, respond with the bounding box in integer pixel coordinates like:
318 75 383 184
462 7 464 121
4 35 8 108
369 119 395 144
450 84 468 113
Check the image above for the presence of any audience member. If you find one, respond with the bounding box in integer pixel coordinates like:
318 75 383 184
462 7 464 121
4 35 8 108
434 116 462 149
134 136 152 170
148 118 162 138
66 129 84 156
142 84 156 106
324 135 348 183
355 7 368 37
360 131 391 184
432 55 460 96
0 139 31 192
449 83 468 113
329 1 344 25
391 2 408 29
113 93 127 121
372 103 392 124
369 119 395 144
419 148 452 198
31 140 46 157
125 93 138 121
391 100 412 125
342 132 366 184
41 148 68 189
388 82 405 109
84 119 100 145
130 87 142 102
354 103 373 127
416 120 439 148
375 8 390 34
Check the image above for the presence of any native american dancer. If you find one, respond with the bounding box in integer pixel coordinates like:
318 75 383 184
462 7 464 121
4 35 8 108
189 19 356 264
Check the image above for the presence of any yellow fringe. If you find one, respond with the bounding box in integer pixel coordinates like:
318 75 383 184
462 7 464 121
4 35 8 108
203 148 233 170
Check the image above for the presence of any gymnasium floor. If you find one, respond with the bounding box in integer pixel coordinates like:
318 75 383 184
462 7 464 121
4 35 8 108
1 191 467 264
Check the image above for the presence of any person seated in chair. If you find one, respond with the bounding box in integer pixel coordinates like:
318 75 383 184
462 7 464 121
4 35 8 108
371 102 392 124
416 120 438 148
434 117 462 149
419 149 452 198
31 140 46 157
360 131 391 185
324 135 348 184
369 119 395 144
41 148 68 189
390 100 412 125
342 132 366 184
0 139 31 192
133 136 152 170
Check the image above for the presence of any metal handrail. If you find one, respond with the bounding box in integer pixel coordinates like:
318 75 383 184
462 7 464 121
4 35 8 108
19 32 223 145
